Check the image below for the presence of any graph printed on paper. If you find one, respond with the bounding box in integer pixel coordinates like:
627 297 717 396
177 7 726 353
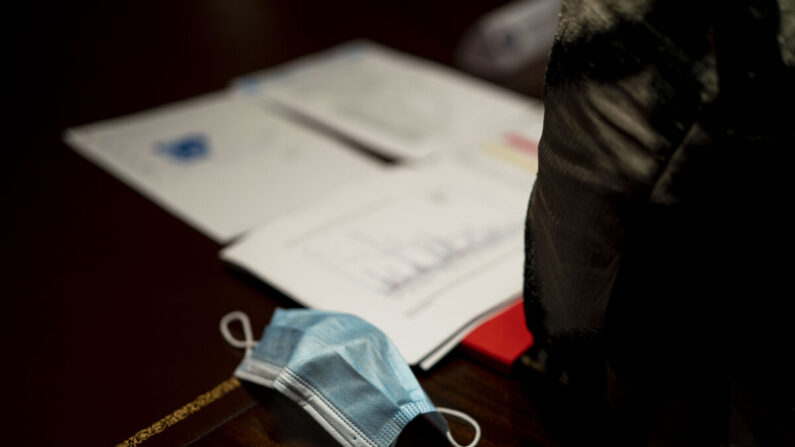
298 181 524 311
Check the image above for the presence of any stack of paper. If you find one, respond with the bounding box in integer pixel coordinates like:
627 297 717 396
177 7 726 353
65 41 545 368
222 110 543 368
234 41 532 160
65 93 384 243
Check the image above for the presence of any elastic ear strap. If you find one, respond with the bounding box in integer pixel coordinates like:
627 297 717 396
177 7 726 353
437 407 481 447
220 311 258 357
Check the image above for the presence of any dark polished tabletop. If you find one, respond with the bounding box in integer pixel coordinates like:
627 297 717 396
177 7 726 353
4 1 554 445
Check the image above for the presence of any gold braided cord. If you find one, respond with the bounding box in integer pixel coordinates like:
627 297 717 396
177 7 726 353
116 377 242 447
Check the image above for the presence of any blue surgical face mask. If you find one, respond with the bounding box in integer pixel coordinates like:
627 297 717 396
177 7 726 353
220 309 480 447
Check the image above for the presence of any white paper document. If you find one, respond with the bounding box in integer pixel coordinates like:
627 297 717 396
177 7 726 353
233 40 533 160
222 108 544 367
65 92 384 243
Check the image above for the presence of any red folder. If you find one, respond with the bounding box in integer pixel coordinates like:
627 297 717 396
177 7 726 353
461 299 534 374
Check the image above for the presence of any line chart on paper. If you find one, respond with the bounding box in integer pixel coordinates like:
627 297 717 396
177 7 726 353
297 181 524 310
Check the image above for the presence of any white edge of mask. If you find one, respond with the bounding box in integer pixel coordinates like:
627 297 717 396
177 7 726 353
235 359 376 447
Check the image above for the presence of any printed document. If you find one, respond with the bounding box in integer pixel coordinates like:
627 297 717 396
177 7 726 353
233 40 532 160
65 92 384 243
222 107 544 367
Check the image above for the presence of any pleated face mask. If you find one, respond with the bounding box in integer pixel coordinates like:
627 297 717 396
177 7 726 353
221 309 480 447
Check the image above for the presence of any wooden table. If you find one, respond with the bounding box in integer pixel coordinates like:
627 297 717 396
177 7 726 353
4 1 555 445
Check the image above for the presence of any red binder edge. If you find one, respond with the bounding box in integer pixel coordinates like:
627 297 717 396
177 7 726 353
460 299 534 375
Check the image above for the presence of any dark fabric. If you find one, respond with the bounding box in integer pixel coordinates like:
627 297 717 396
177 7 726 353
524 0 794 444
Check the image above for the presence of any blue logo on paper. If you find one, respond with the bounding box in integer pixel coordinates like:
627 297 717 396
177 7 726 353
156 134 210 163
238 76 264 95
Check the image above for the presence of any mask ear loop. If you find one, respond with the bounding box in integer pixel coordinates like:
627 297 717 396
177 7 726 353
220 311 258 357
437 407 481 447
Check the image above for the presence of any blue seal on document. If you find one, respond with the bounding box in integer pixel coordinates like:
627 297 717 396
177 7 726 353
156 134 210 163
238 76 264 95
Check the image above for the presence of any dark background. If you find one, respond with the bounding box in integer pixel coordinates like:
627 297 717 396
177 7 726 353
3 1 555 445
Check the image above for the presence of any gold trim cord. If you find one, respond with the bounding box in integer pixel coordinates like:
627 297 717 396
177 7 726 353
116 377 242 447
